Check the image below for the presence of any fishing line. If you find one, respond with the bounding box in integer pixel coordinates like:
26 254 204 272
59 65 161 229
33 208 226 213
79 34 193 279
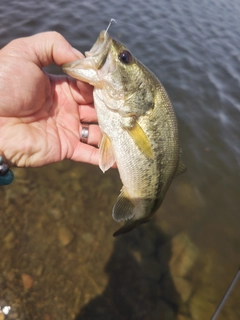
105 18 117 35
210 267 240 320
105 18 149 34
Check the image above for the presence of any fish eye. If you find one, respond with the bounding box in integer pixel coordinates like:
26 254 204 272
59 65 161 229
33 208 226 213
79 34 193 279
118 50 132 64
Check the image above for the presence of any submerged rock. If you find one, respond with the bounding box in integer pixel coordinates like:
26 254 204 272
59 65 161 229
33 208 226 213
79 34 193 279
177 315 192 320
189 289 216 320
21 273 34 290
57 225 74 246
172 276 193 303
169 232 199 277
159 232 198 304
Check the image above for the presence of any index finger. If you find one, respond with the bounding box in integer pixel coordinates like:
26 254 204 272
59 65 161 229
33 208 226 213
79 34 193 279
2 31 84 67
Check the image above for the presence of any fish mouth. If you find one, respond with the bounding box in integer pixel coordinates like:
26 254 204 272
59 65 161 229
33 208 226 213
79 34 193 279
62 30 112 82
85 30 112 70
85 30 111 59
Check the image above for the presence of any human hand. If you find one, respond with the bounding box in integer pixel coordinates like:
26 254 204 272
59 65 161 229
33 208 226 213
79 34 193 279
0 32 100 168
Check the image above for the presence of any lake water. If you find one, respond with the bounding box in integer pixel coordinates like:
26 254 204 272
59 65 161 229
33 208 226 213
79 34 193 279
0 0 239 319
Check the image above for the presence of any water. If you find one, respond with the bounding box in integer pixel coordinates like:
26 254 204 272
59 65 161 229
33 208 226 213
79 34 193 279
0 0 239 319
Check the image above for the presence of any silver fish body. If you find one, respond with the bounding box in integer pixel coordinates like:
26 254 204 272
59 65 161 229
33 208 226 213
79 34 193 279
62 31 185 236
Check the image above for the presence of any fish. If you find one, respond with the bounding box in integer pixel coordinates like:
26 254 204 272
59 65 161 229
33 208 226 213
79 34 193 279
62 30 186 236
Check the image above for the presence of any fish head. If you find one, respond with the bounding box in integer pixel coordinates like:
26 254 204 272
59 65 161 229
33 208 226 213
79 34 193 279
62 31 143 91
62 31 111 86
63 31 155 116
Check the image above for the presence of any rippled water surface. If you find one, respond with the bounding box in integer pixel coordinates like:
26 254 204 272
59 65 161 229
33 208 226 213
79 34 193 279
0 0 240 319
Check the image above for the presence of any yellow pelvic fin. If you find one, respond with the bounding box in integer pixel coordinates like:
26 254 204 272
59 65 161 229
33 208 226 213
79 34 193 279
99 133 116 173
125 121 154 159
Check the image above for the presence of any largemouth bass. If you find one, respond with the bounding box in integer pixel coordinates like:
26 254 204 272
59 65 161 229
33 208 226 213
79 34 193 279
62 30 185 236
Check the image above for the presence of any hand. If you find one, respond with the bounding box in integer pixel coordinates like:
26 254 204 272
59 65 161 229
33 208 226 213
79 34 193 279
0 32 101 167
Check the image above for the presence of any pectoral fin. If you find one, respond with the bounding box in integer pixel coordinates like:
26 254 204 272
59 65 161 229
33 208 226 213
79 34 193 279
99 133 116 173
125 121 154 159
112 188 135 222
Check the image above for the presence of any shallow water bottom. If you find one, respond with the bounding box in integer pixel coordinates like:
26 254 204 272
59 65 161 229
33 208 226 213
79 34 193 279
0 161 239 320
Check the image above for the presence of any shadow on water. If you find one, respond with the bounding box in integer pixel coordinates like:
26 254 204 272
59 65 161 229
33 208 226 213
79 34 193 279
76 221 181 320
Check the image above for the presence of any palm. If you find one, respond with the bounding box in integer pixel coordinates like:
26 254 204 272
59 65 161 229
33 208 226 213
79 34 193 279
0 32 100 167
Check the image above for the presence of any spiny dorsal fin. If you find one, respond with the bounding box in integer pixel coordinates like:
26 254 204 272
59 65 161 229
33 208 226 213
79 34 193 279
112 188 135 222
99 133 116 173
125 121 154 159
175 161 187 177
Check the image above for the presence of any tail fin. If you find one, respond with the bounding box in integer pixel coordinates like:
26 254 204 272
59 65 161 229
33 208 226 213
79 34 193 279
113 217 150 237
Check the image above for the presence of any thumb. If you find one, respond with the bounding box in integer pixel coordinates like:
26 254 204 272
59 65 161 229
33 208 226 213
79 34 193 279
2 31 84 67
